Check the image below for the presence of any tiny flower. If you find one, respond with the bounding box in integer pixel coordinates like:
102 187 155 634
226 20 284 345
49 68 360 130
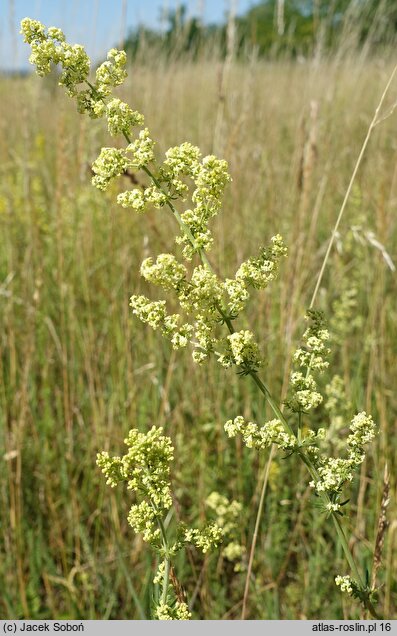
129 294 193 347
119 185 168 212
192 155 231 215
326 501 341 513
153 560 167 585
76 90 104 118
144 186 167 208
206 492 242 529
335 575 353 595
128 500 160 543
58 43 90 95
311 457 354 494
178 266 222 313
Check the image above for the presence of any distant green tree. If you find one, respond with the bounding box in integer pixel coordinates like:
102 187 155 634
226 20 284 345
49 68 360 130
123 0 397 61
353 0 397 47
124 4 207 60
161 5 204 58
234 0 376 56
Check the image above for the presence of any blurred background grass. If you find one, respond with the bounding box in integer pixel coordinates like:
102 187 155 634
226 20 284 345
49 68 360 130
0 0 397 620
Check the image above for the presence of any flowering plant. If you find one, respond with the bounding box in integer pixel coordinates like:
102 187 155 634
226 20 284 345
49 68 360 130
21 18 382 619
97 426 222 619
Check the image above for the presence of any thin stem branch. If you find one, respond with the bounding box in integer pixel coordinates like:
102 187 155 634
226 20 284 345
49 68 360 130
150 501 171 608
161 557 171 605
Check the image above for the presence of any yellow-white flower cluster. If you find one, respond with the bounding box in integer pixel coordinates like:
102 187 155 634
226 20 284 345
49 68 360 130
117 185 167 212
128 500 161 543
129 294 193 349
160 146 231 259
140 254 187 291
105 98 144 136
126 129 155 167
95 48 127 95
22 19 287 377
286 310 330 413
183 524 224 553
206 492 245 570
236 234 288 289
92 140 232 256
224 234 287 317
20 19 130 109
132 249 280 371
217 330 262 372
348 411 377 460
335 575 354 595
309 412 376 496
289 372 323 412
97 426 173 545
20 18 90 94
223 278 250 316
131 274 266 370
155 601 191 620
95 422 223 622
21 18 151 205
92 132 156 194
92 148 129 191
224 415 296 451
97 426 224 557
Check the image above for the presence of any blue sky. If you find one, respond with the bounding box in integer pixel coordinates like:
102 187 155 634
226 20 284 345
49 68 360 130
1 0 255 71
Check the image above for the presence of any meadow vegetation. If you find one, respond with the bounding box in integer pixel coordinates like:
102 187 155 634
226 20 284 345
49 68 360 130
0 24 396 619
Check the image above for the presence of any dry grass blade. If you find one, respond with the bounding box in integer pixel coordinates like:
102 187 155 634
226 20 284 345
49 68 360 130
241 445 276 620
170 565 188 605
371 464 390 591
309 63 397 309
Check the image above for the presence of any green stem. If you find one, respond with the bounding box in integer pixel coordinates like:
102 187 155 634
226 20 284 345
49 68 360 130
150 502 171 607
248 370 295 436
297 411 302 445
161 554 171 605
331 515 363 586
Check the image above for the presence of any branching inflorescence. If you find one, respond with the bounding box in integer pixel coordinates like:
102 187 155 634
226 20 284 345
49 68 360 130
97 426 222 619
21 18 381 619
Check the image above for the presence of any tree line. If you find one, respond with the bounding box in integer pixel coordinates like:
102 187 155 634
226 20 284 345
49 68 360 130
123 0 397 60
